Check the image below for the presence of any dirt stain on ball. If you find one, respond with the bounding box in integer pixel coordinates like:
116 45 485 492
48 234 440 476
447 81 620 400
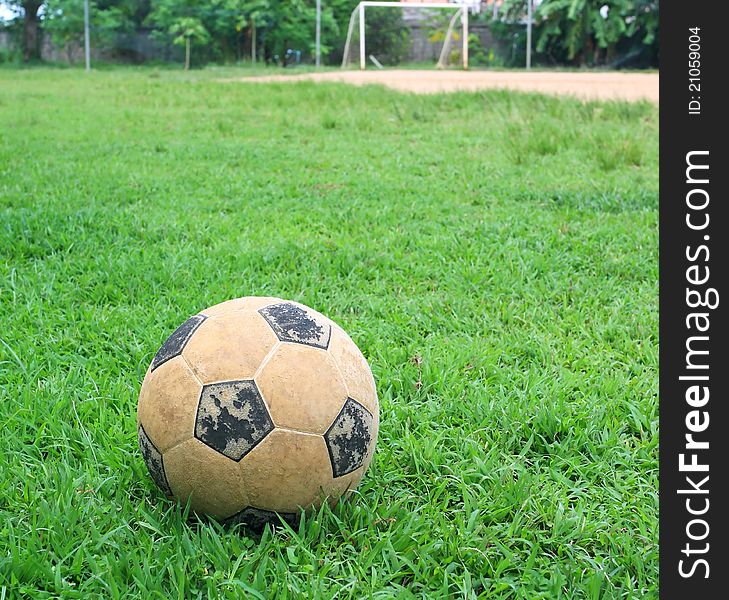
258 302 332 349
195 380 274 461
325 398 374 478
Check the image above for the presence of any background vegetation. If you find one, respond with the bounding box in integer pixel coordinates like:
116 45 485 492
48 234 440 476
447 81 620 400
0 0 410 66
1 0 658 68
491 0 658 67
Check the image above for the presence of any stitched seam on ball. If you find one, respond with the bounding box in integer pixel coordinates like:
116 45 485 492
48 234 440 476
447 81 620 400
151 314 207 372
182 355 205 387
161 434 196 456
330 349 353 403
200 298 283 318
273 426 325 438
329 335 379 410
253 340 281 381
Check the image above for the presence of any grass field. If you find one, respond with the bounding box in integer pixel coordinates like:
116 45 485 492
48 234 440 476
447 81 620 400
0 68 658 598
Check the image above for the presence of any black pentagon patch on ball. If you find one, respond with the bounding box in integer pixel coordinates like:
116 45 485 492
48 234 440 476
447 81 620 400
258 302 332 349
223 506 298 532
151 314 206 372
195 380 274 461
138 425 171 495
324 397 374 478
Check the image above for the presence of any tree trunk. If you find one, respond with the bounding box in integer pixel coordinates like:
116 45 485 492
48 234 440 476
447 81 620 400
606 42 616 65
185 37 190 70
583 36 593 67
23 1 42 62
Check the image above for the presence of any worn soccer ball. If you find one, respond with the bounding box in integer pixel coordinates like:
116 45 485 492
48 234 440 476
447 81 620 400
136 297 378 529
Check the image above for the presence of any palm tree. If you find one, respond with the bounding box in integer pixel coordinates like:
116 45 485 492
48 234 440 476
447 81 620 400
170 17 210 70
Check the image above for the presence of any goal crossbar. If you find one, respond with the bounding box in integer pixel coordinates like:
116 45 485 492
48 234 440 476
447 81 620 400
341 1 470 70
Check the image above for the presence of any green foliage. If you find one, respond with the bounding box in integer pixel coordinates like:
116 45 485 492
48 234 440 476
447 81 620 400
146 0 202 42
14 0 665 68
148 0 223 67
1 67 657 597
142 0 407 66
2 1 44 61
169 15 209 69
0 18 24 64
169 16 210 47
467 33 502 67
43 0 132 61
4 0 144 63
257 0 337 63
491 0 659 66
225 0 270 42
0 45 23 64
536 0 659 64
360 6 409 65
1 0 413 67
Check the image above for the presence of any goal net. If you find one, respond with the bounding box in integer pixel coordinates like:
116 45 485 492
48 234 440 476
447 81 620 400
341 1 481 70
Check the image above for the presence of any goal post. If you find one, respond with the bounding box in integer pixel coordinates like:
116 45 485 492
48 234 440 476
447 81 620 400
436 6 466 70
341 1 474 70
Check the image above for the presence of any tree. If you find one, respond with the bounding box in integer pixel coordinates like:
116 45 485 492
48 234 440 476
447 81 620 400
533 0 603 64
260 0 323 65
3 0 141 63
170 16 209 69
148 0 339 66
5 0 427 67
360 4 409 65
43 0 132 63
490 0 658 67
148 0 214 66
224 0 272 62
9 0 43 61
326 0 409 66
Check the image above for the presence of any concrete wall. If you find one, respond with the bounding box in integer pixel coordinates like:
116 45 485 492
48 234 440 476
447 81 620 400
0 29 176 64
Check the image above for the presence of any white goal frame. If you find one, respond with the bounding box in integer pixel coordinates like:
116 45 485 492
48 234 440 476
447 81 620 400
341 1 473 70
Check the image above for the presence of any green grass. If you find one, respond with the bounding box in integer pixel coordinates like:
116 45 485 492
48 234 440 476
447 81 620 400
0 67 658 598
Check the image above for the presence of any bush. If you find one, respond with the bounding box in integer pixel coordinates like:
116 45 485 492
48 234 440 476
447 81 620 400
0 46 22 64
487 0 658 68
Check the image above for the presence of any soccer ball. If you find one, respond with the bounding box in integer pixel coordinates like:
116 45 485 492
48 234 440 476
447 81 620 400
136 297 378 529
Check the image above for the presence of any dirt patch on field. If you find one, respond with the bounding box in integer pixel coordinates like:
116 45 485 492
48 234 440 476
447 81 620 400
231 69 658 102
